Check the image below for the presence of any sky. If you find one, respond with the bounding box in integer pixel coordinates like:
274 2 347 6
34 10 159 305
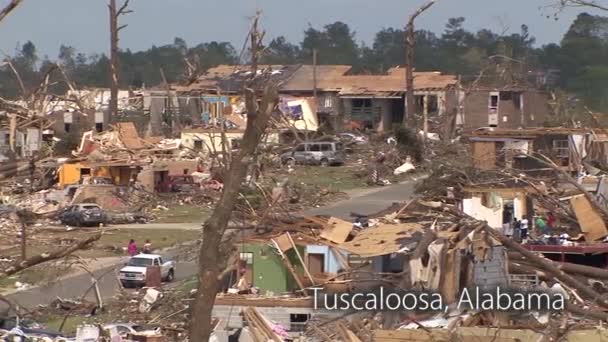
0 0 602 59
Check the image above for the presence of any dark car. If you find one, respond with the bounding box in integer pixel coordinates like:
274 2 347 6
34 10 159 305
167 175 198 192
59 203 107 227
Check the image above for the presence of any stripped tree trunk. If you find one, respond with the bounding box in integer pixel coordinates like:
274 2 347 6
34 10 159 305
403 0 436 129
189 13 278 342
109 0 119 123
108 0 131 123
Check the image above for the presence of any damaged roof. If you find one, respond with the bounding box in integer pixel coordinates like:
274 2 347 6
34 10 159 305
337 222 426 257
178 64 458 95
175 64 302 93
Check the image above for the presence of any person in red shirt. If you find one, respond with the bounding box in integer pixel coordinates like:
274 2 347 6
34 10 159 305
547 212 556 229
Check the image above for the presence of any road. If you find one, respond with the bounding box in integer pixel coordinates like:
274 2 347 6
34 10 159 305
2 179 418 310
304 179 419 219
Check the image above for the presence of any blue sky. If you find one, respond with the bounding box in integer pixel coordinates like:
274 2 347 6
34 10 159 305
0 0 601 58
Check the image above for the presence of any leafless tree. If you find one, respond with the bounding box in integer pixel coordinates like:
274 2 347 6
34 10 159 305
0 0 23 23
189 13 280 342
108 0 132 122
404 0 437 132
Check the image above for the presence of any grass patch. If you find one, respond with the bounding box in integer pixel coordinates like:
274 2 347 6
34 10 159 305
77 228 200 258
153 204 211 224
285 165 364 192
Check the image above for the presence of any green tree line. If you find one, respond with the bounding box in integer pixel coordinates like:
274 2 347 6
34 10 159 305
1 13 608 110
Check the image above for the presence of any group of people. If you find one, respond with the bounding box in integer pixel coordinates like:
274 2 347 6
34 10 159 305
127 239 153 256
502 212 556 242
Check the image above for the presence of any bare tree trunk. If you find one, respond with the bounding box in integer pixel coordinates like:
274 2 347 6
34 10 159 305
109 0 118 123
189 13 278 342
108 0 131 124
0 0 23 23
403 0 436 129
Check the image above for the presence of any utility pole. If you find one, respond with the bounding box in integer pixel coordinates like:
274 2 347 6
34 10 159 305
108 0 132 124
403 0 437 130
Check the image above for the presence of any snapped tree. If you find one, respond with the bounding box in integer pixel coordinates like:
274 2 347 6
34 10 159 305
404 0 437 132
108 0 132 122
189 13 280 342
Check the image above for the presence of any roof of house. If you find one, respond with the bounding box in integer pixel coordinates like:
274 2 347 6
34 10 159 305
174 64 301 93
177 64 458 95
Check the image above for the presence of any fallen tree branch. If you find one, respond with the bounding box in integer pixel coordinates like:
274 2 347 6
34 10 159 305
0 0 23 23
0 233 102 278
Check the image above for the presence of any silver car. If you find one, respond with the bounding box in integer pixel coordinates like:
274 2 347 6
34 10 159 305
281 142 345 167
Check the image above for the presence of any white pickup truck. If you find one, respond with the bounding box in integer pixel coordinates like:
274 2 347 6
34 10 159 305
118 254 175 287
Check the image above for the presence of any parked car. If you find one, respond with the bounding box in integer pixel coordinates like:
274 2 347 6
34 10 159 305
167 175 197 192
339 133 368 145
280 141 345 167
118 254 175 288
59 203 107 227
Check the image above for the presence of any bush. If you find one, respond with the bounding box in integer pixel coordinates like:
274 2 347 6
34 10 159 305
394 127 423 162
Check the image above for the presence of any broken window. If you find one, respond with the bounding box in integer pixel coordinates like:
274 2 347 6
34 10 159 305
239 252 253 265
428 95 439 114
323 95 333 108
193 140 203 151
231 138 242 150
553 139 569 158
64 123 72 133
289 314 310 332
95 123 103 133
499 92 512 101
309 144 321 152
513 92 523 112
352 99 372 108
490 95 499 108
320 144 332 152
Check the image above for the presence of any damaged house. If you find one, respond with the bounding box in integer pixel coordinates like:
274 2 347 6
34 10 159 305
461 87 553 130
466 127 601 174
179 64 459 132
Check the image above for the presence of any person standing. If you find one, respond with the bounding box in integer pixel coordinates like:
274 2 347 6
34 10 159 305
536 216 548 235
143 239 152 254
127 239 138 256
547 212 556 230
502 220 513 238
520 217 529 242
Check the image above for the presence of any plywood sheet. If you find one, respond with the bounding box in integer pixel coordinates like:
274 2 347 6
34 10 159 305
273 233 293 252
320 217 354 244
472 141 496 170
570 195 608 242
337 223 424 257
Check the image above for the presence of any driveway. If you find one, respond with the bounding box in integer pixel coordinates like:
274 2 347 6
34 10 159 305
2 178 420 310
